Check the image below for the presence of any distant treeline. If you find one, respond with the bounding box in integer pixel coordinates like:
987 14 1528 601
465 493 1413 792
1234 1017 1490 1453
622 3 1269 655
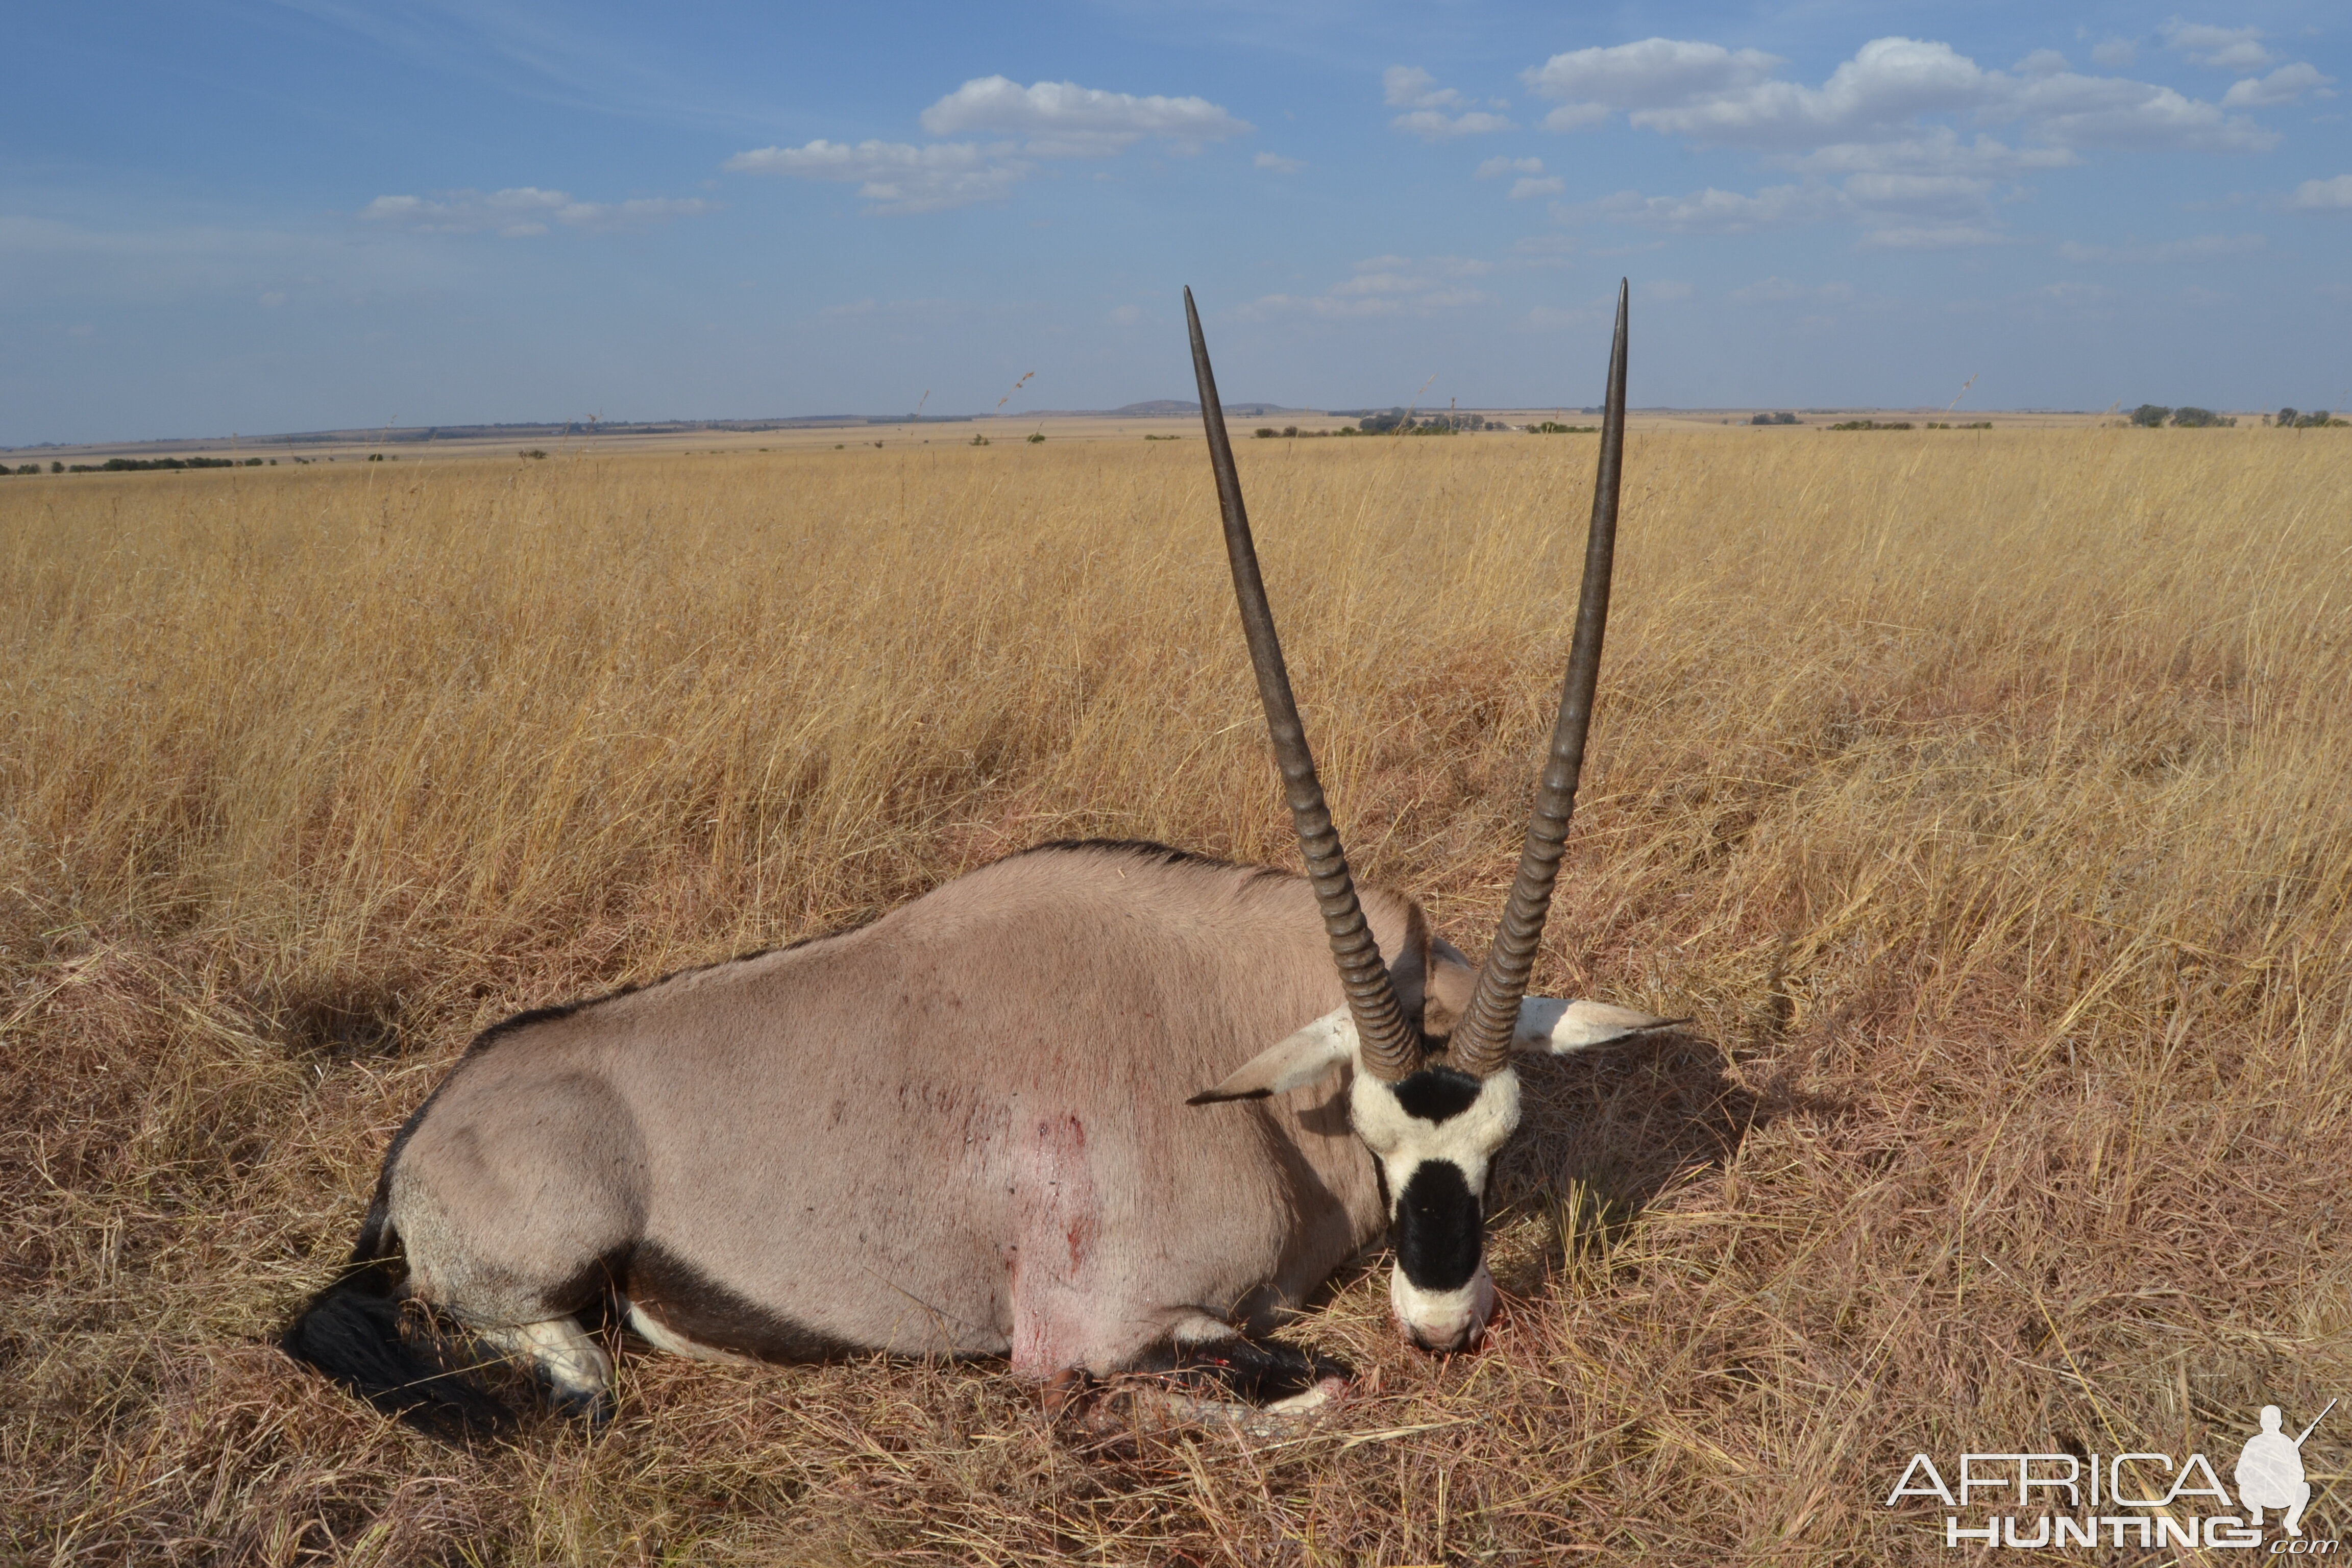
7 456 274 475
2132 405 2347 428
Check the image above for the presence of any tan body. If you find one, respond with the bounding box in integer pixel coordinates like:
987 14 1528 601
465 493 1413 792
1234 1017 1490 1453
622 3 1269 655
388 843 1440 1380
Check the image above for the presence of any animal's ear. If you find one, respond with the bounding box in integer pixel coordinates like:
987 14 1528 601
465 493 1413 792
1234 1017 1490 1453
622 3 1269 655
1187 1009 1356 1105
1512 997 1683 1054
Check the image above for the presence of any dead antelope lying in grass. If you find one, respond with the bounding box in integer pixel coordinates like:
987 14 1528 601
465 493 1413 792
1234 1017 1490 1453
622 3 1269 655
284 283 1671 1433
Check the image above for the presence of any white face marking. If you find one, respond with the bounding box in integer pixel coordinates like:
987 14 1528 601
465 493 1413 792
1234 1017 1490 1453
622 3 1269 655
1349 1066 1520 1351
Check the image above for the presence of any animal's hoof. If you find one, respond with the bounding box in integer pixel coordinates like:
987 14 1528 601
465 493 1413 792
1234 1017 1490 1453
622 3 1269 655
1041 1368 1092 1417
551 1386 615 1429
1265 1374 1351 1415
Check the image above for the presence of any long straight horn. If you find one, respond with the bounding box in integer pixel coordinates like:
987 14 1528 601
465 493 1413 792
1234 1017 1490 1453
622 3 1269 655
1449 279 1630 1079
1185 287 1420 1083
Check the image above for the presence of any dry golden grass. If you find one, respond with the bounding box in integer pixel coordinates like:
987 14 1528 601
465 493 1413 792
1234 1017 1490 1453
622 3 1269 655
4 428 2349 1563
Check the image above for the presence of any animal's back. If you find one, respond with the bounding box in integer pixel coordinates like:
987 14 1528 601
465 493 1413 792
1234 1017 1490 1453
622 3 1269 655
388 842 1394 1374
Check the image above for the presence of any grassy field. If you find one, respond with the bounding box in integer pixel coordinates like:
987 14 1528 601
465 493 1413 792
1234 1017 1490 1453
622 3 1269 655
4 428 2348 1563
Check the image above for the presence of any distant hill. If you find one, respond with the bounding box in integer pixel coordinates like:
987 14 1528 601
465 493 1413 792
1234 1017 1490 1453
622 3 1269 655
1099 400 1315 418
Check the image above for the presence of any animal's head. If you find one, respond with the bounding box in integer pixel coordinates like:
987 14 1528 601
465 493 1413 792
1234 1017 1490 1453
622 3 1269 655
1181 279 1667 1353
1189 906 1671 1351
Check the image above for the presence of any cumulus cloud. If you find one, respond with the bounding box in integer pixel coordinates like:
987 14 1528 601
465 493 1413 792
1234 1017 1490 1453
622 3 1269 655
1524 32 2306 249
2163 22 2272 72
1594 183 1845 235
1384 66 1464 110
1386 67 1511 137
1394 109 1513 139
1525 39 1781 130
1526 35 2278 163
1580 169 2011 247
1255 151 1305 173
1478 155 1562 197
916 75 1249 156
358 187 711 236
1237 255 1493 321
729 76 1247 213
2056 232 2267 262
2290 174 2352 209
724 140 1025 214
2221 64 2335 108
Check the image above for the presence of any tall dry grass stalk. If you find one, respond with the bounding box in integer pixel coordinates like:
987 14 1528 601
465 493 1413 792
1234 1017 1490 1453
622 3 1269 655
4 430 2349 1562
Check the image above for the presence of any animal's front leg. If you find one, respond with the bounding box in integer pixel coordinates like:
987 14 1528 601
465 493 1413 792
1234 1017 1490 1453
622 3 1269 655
474 1315 616 1424
1116 1314 1352 1411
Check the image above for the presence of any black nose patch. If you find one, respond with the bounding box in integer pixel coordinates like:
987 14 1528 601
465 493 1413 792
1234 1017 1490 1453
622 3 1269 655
1393 1159 1482 1291
1393 1066 1482 1124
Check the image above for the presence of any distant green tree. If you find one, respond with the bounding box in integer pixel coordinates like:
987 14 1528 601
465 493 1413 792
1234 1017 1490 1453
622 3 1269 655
2130 405 2170 427
2170 407 2232 427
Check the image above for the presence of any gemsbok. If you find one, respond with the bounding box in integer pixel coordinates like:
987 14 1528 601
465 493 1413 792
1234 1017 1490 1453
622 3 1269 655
284 281 1671 1434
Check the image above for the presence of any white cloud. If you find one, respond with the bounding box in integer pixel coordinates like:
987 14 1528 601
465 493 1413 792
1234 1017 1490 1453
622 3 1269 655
1509 176 1565 200
724 140 1025 214
1797 127 2075 177
1393 109 1513 140
358 187 711 236
917 75 1250 156
2221 64 2334 109
1527 35 2278 162
1384 66 1464 110
1238 255 1492 321
2057 232 2267 262
1525 38 1781 127
2015 50 2070 78
2163 22 2273 72
2290 174 2352 209
2091 38 2138 69
1841 172 1995 216
1255 151 1305 173
1477 156 1545 178
1596 183 1844 234
728 76 1248 213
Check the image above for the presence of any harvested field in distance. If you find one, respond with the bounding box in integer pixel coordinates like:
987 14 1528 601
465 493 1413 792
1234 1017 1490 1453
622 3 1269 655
4 430 2349 1562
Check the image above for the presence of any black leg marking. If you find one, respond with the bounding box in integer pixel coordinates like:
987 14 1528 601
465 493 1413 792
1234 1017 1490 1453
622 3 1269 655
1126 1335 1352 1404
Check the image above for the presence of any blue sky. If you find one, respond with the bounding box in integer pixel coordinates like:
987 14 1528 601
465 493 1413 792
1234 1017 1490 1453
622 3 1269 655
4 1 2346 444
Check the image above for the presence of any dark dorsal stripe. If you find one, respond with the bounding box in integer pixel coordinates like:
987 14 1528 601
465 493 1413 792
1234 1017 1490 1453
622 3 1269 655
1393 1066 1484 1124
1393 1161 1483 1291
